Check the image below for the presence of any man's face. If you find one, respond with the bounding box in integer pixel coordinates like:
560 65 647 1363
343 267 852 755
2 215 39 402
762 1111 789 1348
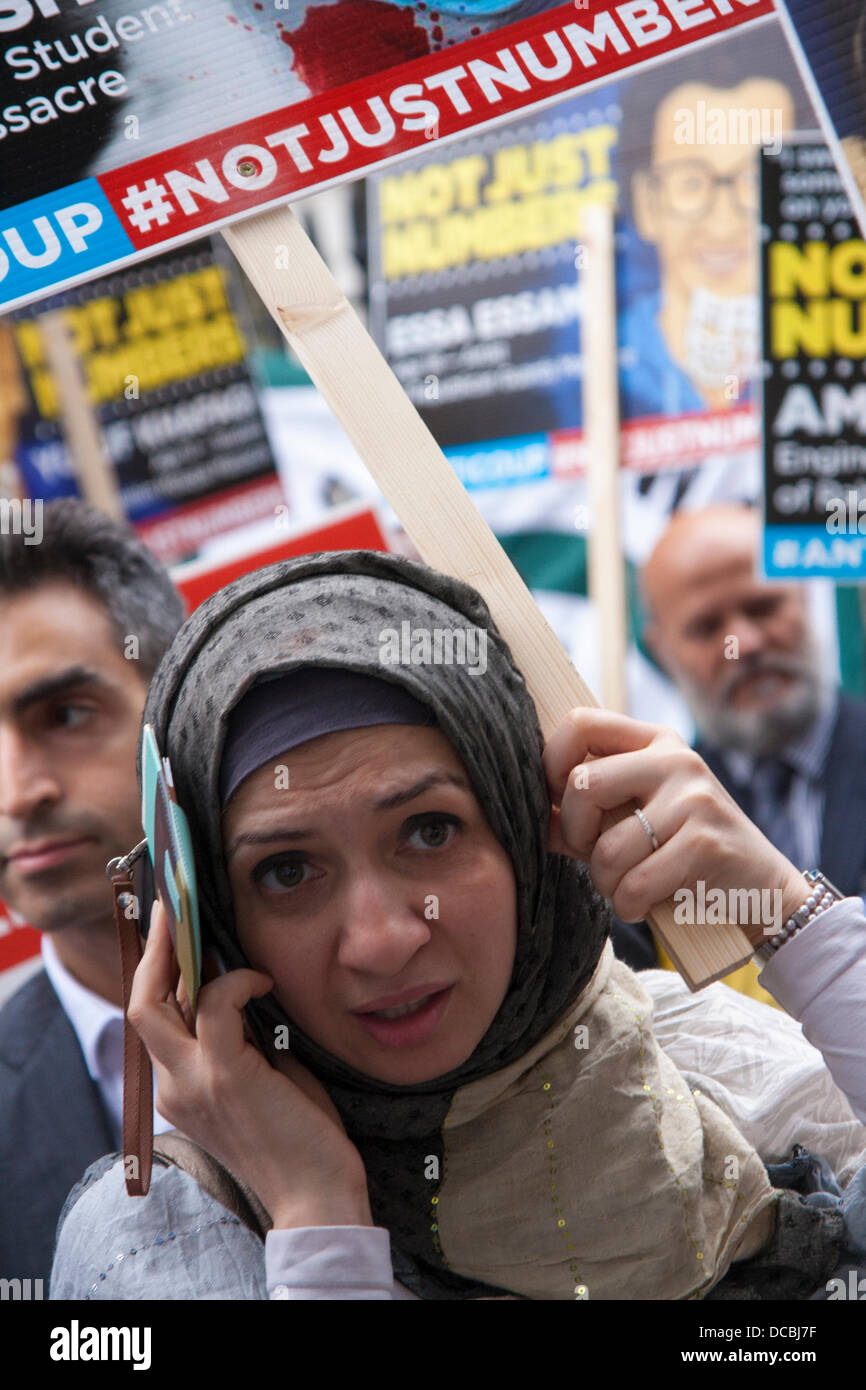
634 78 795 301
647 529 822 757
0 584 148 933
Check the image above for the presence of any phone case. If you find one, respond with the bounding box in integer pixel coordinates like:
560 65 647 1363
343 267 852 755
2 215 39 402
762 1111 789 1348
141 724 202 1013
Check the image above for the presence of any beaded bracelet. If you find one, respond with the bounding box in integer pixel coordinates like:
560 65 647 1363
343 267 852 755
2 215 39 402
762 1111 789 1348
756 872 842 964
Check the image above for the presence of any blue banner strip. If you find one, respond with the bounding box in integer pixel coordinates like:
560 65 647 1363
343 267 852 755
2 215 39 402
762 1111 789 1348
444 434 551 489
763 526 866 582
0 180 134 311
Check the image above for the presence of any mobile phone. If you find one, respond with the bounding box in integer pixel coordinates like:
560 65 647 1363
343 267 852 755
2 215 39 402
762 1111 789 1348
141 723 202 1014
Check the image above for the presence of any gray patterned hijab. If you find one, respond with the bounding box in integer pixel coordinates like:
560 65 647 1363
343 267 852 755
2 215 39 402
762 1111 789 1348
142 549 610 1295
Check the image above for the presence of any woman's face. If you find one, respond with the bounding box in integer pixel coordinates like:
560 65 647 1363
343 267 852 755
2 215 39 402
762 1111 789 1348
223 723 518 1085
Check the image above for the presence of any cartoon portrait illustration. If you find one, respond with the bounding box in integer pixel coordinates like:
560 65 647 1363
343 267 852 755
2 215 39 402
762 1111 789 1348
617 29 813 419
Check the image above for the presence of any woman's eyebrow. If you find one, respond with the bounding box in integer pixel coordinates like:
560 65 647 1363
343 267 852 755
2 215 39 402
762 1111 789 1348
373 770 468 811
226 772 469 858
226 826 309 858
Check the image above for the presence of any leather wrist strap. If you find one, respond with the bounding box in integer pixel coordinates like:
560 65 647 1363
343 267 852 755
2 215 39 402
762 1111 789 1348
109 842 153 1198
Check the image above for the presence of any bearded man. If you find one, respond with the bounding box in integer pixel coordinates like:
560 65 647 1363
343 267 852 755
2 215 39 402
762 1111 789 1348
641 504 866 902
624 503 866 1003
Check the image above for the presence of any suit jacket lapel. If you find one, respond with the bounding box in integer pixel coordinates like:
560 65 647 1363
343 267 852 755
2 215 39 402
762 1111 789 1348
0 971 116 1281
698 699 866 895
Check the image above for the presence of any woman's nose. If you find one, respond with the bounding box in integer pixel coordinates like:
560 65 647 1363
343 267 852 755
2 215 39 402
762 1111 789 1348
335 871 432 977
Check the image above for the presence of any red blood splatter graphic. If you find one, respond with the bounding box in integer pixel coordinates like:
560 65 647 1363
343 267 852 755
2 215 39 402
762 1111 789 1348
284 2 431 93
432 23 442 40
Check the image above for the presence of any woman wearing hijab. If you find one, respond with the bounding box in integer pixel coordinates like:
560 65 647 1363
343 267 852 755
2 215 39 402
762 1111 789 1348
51 551 866 1300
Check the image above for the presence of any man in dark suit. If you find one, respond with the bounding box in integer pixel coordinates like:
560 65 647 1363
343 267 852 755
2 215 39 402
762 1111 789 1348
0 501 184 1283
641 503 866 897
621 503 866 997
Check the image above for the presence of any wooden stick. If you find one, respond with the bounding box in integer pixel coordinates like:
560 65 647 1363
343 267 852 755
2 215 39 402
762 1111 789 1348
223 206 753 990
581 201 628 715
0 322 28 478
40 311 124 521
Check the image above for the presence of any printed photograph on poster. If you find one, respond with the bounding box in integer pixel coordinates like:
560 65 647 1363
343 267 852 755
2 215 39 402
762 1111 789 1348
760 135 866 582
774 1 866 239
0 0 776 312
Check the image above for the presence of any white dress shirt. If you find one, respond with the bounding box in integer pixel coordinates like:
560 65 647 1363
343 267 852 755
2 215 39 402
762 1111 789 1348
41 935 173 1146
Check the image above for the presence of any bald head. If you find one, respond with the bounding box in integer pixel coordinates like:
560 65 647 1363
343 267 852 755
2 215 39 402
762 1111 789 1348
642 505 762 624
641 506 821 756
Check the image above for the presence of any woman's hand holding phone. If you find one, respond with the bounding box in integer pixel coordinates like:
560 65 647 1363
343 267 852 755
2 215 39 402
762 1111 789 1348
129 900 374 1231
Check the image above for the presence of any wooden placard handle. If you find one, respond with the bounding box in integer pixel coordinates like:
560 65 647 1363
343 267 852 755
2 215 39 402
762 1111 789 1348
582 200 628 717
40 311 123 521
223 207 752 990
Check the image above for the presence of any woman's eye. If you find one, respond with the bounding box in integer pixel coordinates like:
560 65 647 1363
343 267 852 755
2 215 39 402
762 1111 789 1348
253 857 312 892
407 816 459 850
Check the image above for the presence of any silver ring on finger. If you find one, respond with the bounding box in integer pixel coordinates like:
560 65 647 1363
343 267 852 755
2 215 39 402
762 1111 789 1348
634 806 661 852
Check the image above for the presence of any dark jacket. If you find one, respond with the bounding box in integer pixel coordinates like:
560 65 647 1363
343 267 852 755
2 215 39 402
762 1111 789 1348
612 693 866 970
695 693 866 900
0 969 115 1284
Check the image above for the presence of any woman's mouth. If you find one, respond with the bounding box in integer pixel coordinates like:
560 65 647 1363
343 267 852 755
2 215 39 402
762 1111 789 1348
353 986 453 1047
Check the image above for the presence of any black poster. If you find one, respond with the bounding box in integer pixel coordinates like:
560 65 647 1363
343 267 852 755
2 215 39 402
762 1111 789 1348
761 136 866 580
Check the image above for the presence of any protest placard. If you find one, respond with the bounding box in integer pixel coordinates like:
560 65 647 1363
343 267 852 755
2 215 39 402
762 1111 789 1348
172 502 389 610
368 17 814 482
8 238 283 561
0 0 774 313
761 135 866 582
774 2 866 239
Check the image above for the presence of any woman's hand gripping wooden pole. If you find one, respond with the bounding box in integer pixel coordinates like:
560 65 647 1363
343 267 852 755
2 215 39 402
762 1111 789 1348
543 708 809 950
